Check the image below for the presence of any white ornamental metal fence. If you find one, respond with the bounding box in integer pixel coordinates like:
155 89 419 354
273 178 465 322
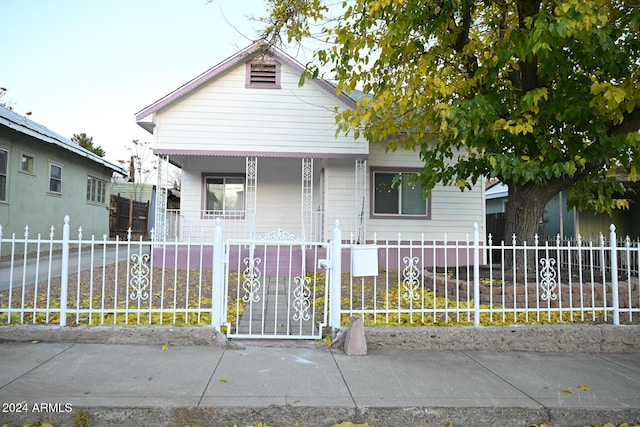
0 216 220 327
1 217 638 331
341 224 640 326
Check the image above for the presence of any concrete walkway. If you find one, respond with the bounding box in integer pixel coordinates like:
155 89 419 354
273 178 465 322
1 336 639 427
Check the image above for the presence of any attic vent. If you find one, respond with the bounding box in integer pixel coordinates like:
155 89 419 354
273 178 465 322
246 61 280 88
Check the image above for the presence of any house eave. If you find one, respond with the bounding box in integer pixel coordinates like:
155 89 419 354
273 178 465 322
0 106 128 176
137 121 155 134
153 148 368 160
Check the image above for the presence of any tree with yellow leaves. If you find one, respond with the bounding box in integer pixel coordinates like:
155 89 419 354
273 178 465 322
262 0 640 247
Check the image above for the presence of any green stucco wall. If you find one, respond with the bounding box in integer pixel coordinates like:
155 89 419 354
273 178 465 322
0 127 114 249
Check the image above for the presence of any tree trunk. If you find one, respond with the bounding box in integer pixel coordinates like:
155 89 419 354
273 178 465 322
502 180 568 268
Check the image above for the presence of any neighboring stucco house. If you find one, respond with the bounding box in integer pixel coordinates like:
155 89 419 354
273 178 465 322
0 106 127 247
135 43 485 247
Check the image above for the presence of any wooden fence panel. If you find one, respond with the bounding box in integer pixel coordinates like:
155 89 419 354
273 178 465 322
109 194 149 238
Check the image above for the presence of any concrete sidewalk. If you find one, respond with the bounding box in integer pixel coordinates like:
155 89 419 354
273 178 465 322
1 338 639 427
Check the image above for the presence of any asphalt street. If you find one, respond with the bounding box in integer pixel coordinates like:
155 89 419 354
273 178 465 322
0 246 145 291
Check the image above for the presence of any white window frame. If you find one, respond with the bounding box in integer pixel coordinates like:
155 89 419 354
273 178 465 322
202 174 246 218
87 175 108 204
48 163 62 194
0 148 8 202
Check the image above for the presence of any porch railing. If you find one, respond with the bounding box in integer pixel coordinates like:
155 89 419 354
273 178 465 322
165 209 248 241
1 217 638 329
163 209 327 242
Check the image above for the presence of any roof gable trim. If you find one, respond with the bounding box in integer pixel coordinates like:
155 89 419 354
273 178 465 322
134 43 356 122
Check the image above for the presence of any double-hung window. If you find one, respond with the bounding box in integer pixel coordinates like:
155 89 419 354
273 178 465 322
0 149 7 202
372 169 429 218
203 175 245 217
49 163 62 194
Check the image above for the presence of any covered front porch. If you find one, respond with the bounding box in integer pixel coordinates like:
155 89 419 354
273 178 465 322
154 154 367 244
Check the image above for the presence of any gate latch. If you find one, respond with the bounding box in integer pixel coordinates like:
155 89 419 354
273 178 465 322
318 259 331 270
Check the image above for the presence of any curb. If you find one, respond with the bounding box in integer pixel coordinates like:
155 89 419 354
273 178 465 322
365 324 640 352
2 405 640 427
1 324 639 352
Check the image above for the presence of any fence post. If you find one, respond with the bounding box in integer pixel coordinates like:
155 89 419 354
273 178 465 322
610 224 620 326
330 220 342 334
59 216 70 327
211 219 224 330
473 223 480 327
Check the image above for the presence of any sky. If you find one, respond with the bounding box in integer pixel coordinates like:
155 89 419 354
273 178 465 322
1 0 284 167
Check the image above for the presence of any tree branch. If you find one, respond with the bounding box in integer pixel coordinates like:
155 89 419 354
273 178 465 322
608 109 640 137
517 0 542 94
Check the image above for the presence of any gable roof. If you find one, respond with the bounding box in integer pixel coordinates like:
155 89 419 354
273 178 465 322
0 105 128 176
134 42 357 129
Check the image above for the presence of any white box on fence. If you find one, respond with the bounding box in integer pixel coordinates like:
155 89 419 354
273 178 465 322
351 245 378 277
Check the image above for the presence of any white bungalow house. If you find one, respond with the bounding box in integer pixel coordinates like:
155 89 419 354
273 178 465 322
135 43 485 264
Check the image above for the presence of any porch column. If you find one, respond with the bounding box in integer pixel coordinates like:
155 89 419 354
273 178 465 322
245 156 258 239
154 154 169 241
354 158 367 243
301 158 313 241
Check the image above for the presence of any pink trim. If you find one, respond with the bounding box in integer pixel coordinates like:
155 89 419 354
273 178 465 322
153 148 367 159
135 43 356 121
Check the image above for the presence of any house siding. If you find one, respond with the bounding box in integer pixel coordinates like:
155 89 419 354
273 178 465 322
323 159 361 239
152 57 367 157
0 127 113 244
364 142 485 241
141 44 485 245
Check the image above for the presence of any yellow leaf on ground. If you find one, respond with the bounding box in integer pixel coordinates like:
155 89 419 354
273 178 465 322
161 343 169 351
331 423 371 427
562 387 574 394
218 376 228 383
579 384 590 391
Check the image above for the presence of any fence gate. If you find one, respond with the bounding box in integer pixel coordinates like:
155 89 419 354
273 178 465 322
223 231 330 339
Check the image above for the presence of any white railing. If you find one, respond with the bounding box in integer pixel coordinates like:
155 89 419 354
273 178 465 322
165 209 249 241
164 209 328 242
1 217 638 328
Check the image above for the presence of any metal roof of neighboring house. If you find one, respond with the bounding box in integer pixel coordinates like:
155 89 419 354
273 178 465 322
485 181 508 200
134 42 358 130
0 105 128 176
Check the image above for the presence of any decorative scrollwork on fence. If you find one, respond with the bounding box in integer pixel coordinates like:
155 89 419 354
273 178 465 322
402 256 421 302
292 276 312 321
242 256 262 303
539 257 558 301
129 253 150 301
